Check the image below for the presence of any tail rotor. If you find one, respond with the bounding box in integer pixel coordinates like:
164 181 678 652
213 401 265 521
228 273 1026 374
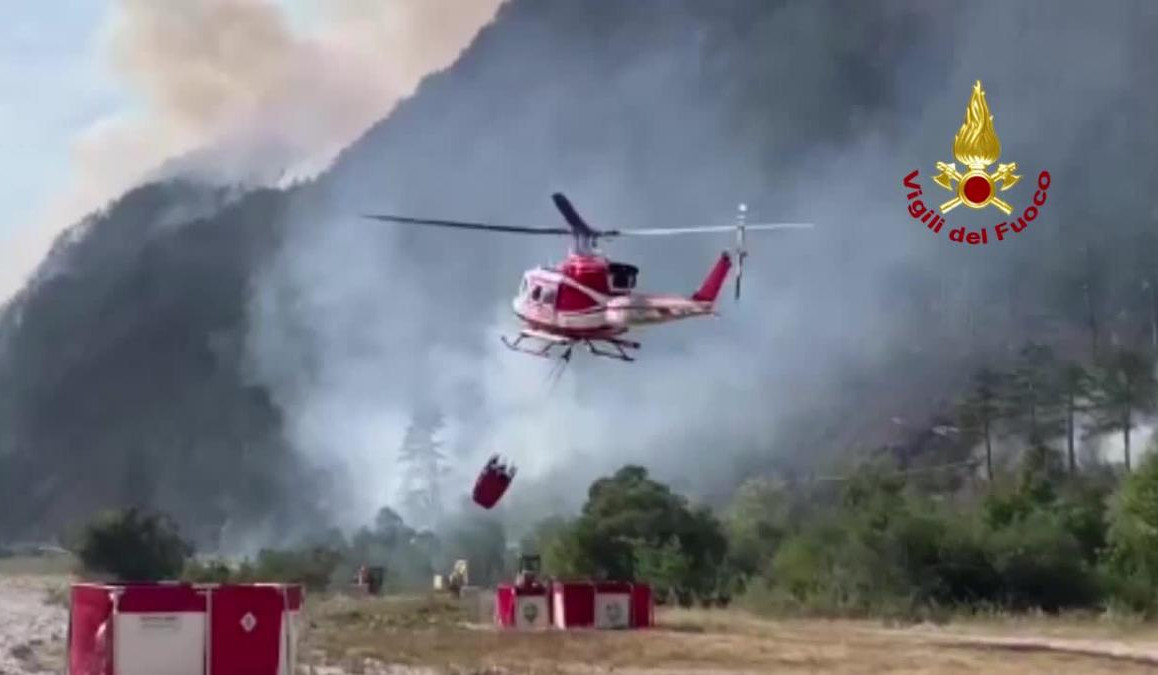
734 203 748 301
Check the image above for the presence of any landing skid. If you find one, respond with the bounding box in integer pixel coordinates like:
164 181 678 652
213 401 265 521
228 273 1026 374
501 332 640 363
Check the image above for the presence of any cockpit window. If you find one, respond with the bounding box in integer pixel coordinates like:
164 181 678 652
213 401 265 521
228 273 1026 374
609 263 638 290
531 286 542 302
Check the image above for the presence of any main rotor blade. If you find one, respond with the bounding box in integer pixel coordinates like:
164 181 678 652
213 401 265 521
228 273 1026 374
603 223 814 236
551 193 597 237
362 214 570 236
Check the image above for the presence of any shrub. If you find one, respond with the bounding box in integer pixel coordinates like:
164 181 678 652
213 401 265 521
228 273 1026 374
182 558 237 583
983 509 1096 611
250 546 343 592
76 508 193 582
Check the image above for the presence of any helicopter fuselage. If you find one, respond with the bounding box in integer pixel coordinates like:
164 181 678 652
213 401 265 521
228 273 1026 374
507 252 731 352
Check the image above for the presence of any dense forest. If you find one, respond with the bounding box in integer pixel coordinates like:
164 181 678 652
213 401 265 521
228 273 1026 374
1 0 1157 559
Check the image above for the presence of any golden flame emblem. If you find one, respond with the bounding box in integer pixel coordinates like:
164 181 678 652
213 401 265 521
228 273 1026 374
932 80 1021 214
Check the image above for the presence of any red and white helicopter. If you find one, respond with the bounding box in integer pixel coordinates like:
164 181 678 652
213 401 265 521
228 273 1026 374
363 193 811 362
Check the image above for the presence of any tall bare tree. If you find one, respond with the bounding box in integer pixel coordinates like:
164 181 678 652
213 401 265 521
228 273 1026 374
1090 348 1158 472
1059 362 1094 474
398 405 450 529
1004 342 1065 448
957 367 1006 481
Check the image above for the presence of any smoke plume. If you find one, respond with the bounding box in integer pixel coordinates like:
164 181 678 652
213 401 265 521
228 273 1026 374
2 0 502 300
241 0 1158 537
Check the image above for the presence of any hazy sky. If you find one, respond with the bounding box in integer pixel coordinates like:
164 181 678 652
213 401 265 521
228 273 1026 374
0 1 123 244
0 0 502 301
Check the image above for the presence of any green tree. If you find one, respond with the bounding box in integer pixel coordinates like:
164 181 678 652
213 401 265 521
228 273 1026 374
723 477 789 590
1089 348 1158 471
633 539 694 605
1004 343 1065 447
548 465 728 602
543 518 600 579
957 367 1006 481
984 509 1095 611
1104 449 1158 594
249 546 343 592
77 508 193 582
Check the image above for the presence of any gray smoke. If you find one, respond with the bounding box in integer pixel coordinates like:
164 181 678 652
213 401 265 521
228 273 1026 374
3 0 502 301
239 0 1158 537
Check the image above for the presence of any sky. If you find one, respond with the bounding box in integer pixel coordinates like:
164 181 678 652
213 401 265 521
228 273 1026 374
0 0 502 301
0 1 125 255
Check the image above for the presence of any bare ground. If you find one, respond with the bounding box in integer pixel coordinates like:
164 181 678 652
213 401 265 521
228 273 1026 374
298 594 1158 674
0 572 69 675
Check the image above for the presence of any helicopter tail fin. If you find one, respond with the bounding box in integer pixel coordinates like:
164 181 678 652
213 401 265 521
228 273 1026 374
691 251 733 304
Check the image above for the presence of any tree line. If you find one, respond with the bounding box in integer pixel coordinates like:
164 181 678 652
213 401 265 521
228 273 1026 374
956 341 1157 478
68 443 1158 619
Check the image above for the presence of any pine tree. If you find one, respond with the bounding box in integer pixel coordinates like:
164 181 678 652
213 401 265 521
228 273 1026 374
1089 348 1158 472
1003 342 1065 448
397 406 449 528
1058 361 1094 474
957 367 1006 481
1082 243 1103 362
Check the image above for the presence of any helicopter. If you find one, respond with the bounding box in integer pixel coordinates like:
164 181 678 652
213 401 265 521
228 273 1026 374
363 193 811 363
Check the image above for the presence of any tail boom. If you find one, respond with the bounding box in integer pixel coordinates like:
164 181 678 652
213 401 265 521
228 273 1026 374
691 251 733 303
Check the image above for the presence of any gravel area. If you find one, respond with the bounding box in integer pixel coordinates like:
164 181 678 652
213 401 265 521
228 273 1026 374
0 576 67 675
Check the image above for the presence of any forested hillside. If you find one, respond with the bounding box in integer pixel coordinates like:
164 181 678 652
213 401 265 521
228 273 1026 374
1 0 1156 548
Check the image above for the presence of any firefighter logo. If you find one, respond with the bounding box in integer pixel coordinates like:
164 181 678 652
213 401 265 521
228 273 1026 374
931 80 1021 215
901 79 1051 246
604 602 624 627
521 602 539 624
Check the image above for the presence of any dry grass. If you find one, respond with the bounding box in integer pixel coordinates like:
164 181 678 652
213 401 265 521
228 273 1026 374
299 593 1158 674
0 554 76 577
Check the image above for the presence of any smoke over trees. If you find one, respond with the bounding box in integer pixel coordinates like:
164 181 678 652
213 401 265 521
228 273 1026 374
398 405 450 529
0 0 1156 551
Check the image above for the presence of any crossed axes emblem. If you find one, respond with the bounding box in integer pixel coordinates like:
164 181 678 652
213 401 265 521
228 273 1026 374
932 161 1021 215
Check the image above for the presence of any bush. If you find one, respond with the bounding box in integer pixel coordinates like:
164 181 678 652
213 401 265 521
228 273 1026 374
983 509 1097 611
76 508 193 582
250 546 343 592
181 546 344 592
1102 451 1158 612
182 558 237 584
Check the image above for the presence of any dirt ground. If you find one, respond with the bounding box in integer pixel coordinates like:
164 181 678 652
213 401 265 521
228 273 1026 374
0 568 69 675
4 562 1158 675
299 594 1158 674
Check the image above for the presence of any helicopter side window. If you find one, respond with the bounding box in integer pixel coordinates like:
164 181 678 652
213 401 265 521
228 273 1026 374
531 286 542 302
608 263 638 291
541 287 556 306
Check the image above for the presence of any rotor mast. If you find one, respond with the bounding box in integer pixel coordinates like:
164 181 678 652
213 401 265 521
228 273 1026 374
570 230 600 257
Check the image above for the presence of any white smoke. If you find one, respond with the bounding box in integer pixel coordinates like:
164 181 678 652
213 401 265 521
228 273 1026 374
0 0 503 300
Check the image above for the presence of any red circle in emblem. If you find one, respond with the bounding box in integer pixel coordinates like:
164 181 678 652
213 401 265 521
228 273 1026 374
963 175 992 204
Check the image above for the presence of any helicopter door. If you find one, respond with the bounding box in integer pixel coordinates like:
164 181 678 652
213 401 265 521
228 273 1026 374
523 276 559 324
